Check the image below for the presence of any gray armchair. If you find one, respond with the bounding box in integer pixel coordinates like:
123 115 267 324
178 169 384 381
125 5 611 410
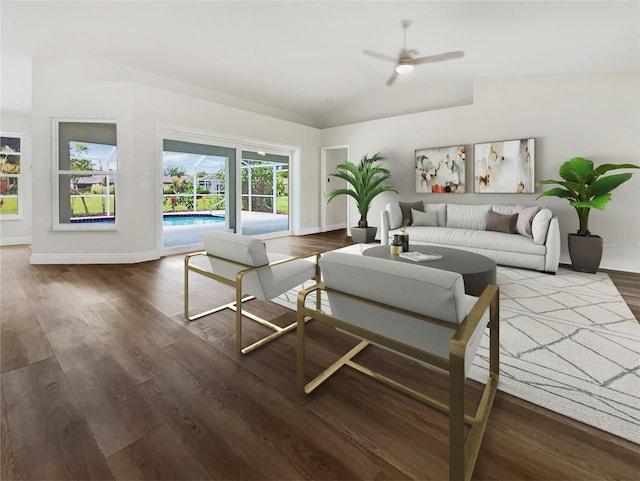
296 251 499 481
185 231 319 354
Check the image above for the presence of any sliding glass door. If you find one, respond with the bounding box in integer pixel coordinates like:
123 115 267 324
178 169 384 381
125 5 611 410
240 150 289 236
160 136 292 251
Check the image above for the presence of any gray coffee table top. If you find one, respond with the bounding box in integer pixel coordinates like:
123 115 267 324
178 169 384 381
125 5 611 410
362 245 496 296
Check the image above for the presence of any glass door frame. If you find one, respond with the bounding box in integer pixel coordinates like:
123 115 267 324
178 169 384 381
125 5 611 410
156 124 300 256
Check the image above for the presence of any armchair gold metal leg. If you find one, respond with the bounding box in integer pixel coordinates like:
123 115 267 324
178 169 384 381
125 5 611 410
186 296 255 322
449 349 466 481
303 341 369 394
185 249 320 356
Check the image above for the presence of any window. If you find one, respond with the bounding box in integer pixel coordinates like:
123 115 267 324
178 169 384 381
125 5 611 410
54 121 117 229
0 134 22 218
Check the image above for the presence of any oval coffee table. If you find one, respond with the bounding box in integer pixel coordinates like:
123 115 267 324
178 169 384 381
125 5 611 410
362 245 496 296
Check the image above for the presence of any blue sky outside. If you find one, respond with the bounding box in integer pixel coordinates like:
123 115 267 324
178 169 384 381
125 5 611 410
69 142 226 175
69 141 117 170
163 151 226 176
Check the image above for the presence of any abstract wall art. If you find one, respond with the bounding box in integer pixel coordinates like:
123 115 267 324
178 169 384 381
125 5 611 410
474 138 535 193
415 145 466 193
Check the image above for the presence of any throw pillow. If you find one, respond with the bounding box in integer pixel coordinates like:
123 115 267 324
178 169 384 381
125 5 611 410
514 204 543 237
387 203 403 230
485 210 518 234
531 208 553 245
411 209 438 226
398 201 424 225
423 203 447 227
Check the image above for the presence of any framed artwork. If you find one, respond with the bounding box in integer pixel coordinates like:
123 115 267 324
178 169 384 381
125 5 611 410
474 138 535 193
415 145 466 193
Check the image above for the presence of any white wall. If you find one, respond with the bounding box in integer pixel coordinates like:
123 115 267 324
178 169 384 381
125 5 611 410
0 113 32 245
321 72 640 273
14 58 640 272
131 83 322 254
28 57 321 263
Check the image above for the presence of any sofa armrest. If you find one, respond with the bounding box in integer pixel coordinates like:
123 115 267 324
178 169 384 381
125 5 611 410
544 216 561 272
380 208 390 245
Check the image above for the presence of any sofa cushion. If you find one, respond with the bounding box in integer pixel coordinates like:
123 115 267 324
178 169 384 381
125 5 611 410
491 204 516 216
422 202 447 227
390 226 546 255
387 202 403 230
532 208 553 245
447 204 492 230
514 204 542 237
486 211 518 234
399 201 424 225
412 208 438 226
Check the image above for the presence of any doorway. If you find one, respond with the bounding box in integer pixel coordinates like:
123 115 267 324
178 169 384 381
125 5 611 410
320 145 349 232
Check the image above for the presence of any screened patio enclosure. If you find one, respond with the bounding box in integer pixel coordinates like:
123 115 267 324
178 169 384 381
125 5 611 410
162 140 289 249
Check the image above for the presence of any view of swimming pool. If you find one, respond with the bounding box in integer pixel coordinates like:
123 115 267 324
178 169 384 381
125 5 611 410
163 215 225 226
162 212 289 248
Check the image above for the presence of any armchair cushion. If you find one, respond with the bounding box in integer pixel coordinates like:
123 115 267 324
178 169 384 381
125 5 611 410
201 231 315 301
320 252 488 376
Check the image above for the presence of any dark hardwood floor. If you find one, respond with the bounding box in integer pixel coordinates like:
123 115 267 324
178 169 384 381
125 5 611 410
1 231 639 480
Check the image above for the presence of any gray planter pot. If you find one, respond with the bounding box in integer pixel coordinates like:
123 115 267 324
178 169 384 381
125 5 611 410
568 233 603 273
350 226 377 243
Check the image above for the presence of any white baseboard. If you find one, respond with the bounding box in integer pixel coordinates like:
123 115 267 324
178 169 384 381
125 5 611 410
0 236 32 246
322 223 347 232
298 226 323 236
29 250 159 265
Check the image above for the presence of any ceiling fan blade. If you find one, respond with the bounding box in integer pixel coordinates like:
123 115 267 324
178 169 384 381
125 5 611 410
413 51 465 65
363 49 398 63
386 70 399 86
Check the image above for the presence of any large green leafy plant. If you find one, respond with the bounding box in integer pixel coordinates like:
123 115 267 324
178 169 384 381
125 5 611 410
536 157 639 235
326 153 398 228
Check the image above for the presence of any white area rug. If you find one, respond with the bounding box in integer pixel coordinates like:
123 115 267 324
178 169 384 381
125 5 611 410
273 246 640 445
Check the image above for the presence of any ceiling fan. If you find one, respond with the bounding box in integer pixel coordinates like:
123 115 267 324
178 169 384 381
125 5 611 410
363 20 465 86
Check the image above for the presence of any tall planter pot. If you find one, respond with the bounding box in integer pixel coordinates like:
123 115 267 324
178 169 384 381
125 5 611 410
351 226 377 244
568 233 603 274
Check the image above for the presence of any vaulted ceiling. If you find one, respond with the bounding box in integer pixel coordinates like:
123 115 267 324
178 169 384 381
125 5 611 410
2 1 638 128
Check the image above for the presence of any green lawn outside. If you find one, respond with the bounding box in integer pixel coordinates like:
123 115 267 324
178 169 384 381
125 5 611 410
163 196 288 214
70 196 115 216
276 196 288 214
0 194 288 217
0 197 18 215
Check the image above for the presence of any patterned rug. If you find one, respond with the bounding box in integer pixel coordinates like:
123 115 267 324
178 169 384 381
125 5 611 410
273 250 640 445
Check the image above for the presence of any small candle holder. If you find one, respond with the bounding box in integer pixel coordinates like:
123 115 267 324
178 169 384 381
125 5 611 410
390 234 403 255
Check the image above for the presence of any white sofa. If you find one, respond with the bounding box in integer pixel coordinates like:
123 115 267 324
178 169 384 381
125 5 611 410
380 201 560 273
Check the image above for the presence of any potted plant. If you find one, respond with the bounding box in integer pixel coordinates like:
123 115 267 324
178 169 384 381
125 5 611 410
327 153 398 243
536 157 639 273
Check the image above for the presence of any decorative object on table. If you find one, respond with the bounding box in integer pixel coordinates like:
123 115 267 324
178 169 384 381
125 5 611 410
390 234 403 255
415 144 466 193
536 157 640 273
398 250 443 262
474 138 535 193
399 222 409 251
326 152 398 243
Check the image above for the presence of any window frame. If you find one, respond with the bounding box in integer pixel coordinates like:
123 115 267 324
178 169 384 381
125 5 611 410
52 119 119 231
0 132 24 220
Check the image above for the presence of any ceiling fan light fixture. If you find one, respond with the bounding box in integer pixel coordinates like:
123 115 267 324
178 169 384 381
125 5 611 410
395 62 414 74
395 57 415 74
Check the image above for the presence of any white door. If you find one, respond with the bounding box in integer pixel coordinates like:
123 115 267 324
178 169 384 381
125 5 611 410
321 145 349 232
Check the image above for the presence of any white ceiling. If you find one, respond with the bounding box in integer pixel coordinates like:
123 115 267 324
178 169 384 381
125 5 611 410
1 1 638 128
